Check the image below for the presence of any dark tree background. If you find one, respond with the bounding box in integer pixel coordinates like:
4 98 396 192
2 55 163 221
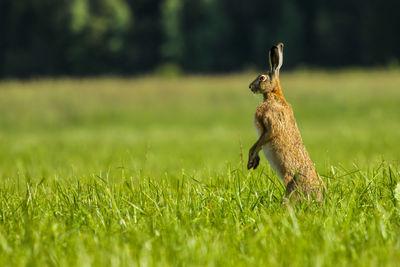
0 0 399 77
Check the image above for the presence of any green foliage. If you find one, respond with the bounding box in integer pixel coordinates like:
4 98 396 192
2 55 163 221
1 0 400 77
154 62 183 77
0 71 400 265
69 0 131 49
161 0 183 61
395 183 400 206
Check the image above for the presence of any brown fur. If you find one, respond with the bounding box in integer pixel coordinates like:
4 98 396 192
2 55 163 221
247 43 325 202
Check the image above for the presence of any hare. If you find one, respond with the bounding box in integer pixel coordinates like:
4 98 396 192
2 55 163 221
247 43 325 202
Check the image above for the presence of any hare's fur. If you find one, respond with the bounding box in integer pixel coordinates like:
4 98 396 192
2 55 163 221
248 43 325 201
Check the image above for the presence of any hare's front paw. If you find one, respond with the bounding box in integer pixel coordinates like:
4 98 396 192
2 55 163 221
247 154 260 170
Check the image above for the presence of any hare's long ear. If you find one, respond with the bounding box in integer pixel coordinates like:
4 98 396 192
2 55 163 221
268 43 284 76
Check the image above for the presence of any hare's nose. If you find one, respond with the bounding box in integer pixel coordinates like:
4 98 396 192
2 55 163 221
249 84 252 89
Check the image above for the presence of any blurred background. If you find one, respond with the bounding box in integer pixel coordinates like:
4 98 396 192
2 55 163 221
0 0 399 180
0 0 399 78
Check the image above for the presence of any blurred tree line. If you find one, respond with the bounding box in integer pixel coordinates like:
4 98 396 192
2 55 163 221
0 0 399 77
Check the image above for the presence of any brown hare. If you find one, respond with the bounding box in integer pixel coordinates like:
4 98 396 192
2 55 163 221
247 43 325 202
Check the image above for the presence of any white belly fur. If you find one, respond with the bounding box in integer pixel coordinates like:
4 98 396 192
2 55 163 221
254 121 284 182
262 144 284 182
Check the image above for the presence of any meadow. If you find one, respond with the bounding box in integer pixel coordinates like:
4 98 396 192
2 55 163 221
0 70 400 266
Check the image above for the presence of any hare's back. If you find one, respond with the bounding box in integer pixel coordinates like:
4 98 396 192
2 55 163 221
262 102 316 177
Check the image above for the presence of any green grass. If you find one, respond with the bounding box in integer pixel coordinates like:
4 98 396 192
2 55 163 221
0 70 400 266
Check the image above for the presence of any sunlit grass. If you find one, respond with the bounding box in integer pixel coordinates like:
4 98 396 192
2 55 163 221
0 70 399 266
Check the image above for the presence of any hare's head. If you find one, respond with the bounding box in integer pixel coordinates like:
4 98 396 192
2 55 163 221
249 43 284 94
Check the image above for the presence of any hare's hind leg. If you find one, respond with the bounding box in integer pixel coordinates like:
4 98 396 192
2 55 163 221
284 174 301 201
285 174 324 203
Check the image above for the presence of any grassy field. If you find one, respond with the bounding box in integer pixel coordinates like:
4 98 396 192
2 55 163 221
0 70 400 266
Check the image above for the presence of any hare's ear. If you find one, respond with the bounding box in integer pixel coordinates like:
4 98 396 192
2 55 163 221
268 43 284 75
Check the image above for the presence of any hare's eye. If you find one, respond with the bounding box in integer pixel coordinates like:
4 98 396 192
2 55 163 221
260 75 266 81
